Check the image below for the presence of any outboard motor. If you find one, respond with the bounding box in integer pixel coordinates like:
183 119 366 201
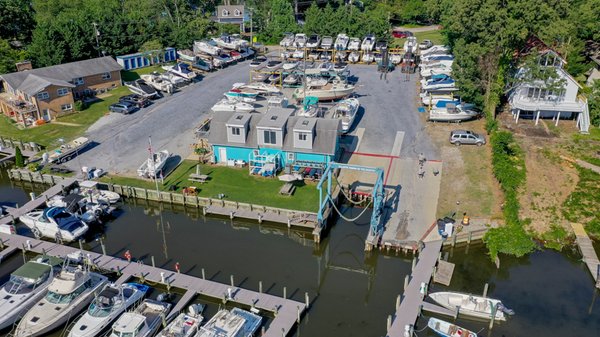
497 302 515 315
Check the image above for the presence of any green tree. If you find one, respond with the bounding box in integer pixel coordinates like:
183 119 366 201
588 80 600 127
0 39 26 74
139 39 164 65
303 2 323 35
14 147 24 168
0 0 35 41
260 0 296 44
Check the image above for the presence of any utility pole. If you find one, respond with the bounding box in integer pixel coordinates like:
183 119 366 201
92 22 101 57
249 8 254 46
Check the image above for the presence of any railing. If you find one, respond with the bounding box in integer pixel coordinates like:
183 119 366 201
0 94 37 114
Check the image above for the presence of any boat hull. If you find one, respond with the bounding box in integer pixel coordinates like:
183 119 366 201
427 318 478 337
294 86 354 101
429 292 506 321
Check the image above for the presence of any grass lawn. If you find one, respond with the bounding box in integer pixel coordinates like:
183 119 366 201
390 30 445 49
121 65 165 82
101 160 321 212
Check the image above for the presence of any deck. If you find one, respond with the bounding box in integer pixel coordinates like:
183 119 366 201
571 223 600 288
0 233 306 336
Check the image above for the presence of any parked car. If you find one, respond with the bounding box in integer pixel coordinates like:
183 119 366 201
109 101 137 114
449 130 486 146
119 94 150 108
419 39 433 50
392 30 412 38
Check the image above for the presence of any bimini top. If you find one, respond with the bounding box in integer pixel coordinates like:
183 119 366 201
12 256 61 281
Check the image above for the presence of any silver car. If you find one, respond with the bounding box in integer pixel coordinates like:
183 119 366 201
449 130 486 146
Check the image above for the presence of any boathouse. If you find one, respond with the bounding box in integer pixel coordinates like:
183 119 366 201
208 109 341 174
116 47 177 71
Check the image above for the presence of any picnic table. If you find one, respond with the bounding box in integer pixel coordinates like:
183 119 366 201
189 173 209 183
279 182 296 196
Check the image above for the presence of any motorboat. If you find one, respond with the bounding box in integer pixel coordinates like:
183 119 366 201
422 74 456 91
294 77 355 101
292 49 305 59
267 95 289 109
137 150 170 178
280 49 292 59
361 34 376 51
333 62 348 73
250 55 267 68
160 71 188 88
421 45 450 55
217 53 234 64
293 33 307 48
125 79 159 99
427 317 478 337
421 93 457 106
14 255 109 337
348 51 360 63
422 54 454 63
282 60 299 70
306 34 321 48
225 88 259 102
213 34 247 50
318 62 333 72
308 50 320 60
211 98 255 113
140 72 174 94
321 36 333 50
331 97 359 133
266 59 283 70
46 194 111 225
429 100 481 122
421 73 455 86
0 255 63 330
233 82 281 95
375 40 387 51
280 33 295 47
362 52 374 63
194 308 261 337
283 73 300 86
228 50 242 61
210 54 228 68
403 36 418 54
67 283 149 337
334 34 350 50
164 63 196 80
108 299 171 337
428 291 513 321
334 51 347 61
155 304 204 337
268 73 281 83
421 65 453 78
390 53 403 65
193 40 221 56
348 37 361 51
176 49 195 63
296 96 321 118
419 39 433 50
239 47 254 59
19 207 88 242
252 71 269 82
78 180 121 204
319 51 332 61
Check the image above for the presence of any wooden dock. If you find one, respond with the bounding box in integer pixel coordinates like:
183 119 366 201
571 223 600 288
433 260 454 286
0 233 307 336
386 240 443 336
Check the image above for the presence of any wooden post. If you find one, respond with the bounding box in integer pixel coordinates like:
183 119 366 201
454 306 460 319
283 286 287 299
201 268 205 280
230 275 235 287
411 257 416 271
305 292 310 308
451 234 457 247
489 303 497 329
259 281 263 293
404 275 409 290
483 283 489 298
467 231 472 245
78 239 84 251
396 294 401 309
151 256 155 268
387 315 392 331
297 306 300 323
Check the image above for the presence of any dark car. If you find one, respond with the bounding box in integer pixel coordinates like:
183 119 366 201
109 101 137 114
119 94 150 108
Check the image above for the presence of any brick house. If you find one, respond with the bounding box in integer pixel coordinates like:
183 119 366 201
0 56 122 127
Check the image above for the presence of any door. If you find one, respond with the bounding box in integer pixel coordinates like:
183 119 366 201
218 148 227 163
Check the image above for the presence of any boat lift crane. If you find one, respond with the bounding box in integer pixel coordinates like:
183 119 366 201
316 162 386 245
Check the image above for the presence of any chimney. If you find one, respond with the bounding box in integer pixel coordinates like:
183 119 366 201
15 61 32 72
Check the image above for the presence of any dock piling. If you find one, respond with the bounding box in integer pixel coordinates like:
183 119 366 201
100 238 106 255
411 257 416 271
283 286 287 299
404 275 409 290
305 292 309 308
26 240 31 250
201 268 205 280
78 239 83 251
259 281 263 293
483 283 489 298
297 306 300 323
151 256 155 268
454 306 460 319
387 315 392 331
489 305 497 329
230 275 235 287
160 272 166 284
396 294 401 309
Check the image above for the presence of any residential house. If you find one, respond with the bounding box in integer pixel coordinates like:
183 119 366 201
0 56 122 126
213 5 247 31
116 47 177 71
208 109 341 175
585 40 600 86
509 36 590 133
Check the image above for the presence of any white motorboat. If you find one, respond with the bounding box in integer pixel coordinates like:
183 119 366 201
294 77 355 101
320 51 332 61
375 40 387 51
140 73 174 94
78 180 121 204
239 47 254 59
292 49 305 59
420 66 453 79
348 51 360 63
427 317 479 337
109 299 171 337
164 63 197 80
429 100 481 122
362 52 374 63
176 49 195 62
422 74 456 91
333 62 348 73
266 59 283 70
334 33 350 50
225 88 259 102
280 33 295 47
296 96 321 118
306 34 321 48
428 291 513 321
19 207 88 242
194 308 261 337
318 62 333 72
0 255 63 330
280 49 291 59
283 73 300 86
403 36 418 54
213 34 247 50
67 283 149 337
334 51 347 61
211 55 227 68
125 79 159 99
211 98 255 113
233 82 281 95
155 304 204 337
137 150 170 178
14 256 109 337
193 40 221 56
348 37 361 51
390 54 403 65
252 71 269 82
160 71 189 88
421 54 454 63
321 36 333 50
46 194 111 225
419 39 433 50
268 73 281 83
293 33 307 48
421 93 457 106
249 56 267 68
361 34 376 51
282 60 299 70
331 97 359 133
421 45 450 55
308 50 320 60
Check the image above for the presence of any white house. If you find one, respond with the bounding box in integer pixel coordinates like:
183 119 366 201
509 37 590 133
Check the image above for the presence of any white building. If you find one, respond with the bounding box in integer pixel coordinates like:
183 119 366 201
509 37 590 133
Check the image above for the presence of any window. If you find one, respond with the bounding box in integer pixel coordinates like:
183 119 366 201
102 72 111 80
37 92 49 100
57 88 69 96
527 87 535 98
298 133 307 141
231 127 241 135
222 9 229 16
61 104 73 111
264 130 277 144
234 9 241 16
72 77 84 86
287 153 295 162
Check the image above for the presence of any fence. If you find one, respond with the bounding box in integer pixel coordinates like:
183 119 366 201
0 137 42 153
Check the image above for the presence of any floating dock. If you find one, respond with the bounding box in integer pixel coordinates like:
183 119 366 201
571 223 600 288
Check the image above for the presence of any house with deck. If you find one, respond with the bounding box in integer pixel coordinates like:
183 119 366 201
208 109 341 176
509 36 590 133
0 56 122 126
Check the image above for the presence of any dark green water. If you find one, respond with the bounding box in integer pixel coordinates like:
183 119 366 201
2 170 600 337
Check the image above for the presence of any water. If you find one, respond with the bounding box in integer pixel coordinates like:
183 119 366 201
1 171 600 337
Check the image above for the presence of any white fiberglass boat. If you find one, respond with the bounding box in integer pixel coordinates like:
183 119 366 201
292 49 305 59
155 304 204 337
194 308 261 337
233 82 281 95
14 256 109 337
348 51 360 63
0 255 63 330
280 33 295 47
362 52 374 63
428 100 482 122
282 60 299 70
194 40 221 56
140 73 174 94
78 180 121 204
427 317 479 337
137 150 170 178
429 291 514 321
109 299 171 337
361 34 376 51
332 97 359 133
293 33 307 48
321 36 333 50
306 34 321 48
422 74 456 91
19 207 88 242
421 45 450 55
334 34 350 50
421 93 457 106
164 63 196 80
293 77 355 101
283 73 300 85
404 36 418 54
67 283 149 337
125 79 159 99
211 98 255 113
348 37 361 51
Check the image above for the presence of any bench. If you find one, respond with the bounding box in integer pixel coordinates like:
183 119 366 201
279 182 296 196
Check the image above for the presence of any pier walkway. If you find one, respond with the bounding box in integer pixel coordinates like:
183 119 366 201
0 233 306 336
571 223 600 288
386 239 443 337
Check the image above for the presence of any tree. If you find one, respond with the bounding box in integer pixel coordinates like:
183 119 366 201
303 2 322 35
588 80 600 127
0 39 26 74
0 0 35 41
14 147 24 168
139 40 164 65
260 0 296 44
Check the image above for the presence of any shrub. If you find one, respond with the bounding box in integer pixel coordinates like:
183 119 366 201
74 100 88 111
14 147 24 168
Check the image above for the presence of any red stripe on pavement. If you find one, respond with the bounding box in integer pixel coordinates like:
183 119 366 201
351 151 400 159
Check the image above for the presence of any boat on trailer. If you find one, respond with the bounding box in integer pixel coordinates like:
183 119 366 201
137 150 170 178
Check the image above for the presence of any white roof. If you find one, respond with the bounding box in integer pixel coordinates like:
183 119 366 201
113 313 145 332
